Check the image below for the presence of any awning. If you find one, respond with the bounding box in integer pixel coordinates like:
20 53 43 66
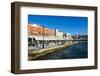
28 35 65 40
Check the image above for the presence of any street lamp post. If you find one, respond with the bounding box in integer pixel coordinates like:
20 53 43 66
42 26 45 48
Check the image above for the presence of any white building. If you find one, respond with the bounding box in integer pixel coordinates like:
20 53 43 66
64 33 73 40
55 29 64 40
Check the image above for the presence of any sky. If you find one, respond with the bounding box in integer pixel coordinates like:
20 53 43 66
28 15 88 35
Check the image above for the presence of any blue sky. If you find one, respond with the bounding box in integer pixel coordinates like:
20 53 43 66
28 15 88 35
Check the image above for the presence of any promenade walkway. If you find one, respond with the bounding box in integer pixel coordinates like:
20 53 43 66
28 41 75 60
28 43 60 51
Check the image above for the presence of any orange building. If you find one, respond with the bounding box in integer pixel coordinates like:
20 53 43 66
28 24 55 36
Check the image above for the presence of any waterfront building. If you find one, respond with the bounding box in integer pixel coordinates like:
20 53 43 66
28 24 55 36
28 24 73 47
64 33 73 40
28 24 56 46
54 29 64 40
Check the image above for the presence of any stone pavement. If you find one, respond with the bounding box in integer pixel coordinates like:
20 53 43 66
28 43 61 51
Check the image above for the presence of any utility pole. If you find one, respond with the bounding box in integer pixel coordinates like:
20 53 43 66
42 26 45 48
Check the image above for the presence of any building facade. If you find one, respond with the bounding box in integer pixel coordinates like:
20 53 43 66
28 24 73 46
28 24 55 36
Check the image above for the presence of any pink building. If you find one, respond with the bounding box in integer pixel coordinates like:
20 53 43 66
28 24 55 36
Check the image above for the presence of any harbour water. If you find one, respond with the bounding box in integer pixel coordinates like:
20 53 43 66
34 41 88 60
